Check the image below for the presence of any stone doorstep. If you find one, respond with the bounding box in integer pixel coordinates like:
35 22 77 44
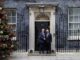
28 53 56 56
28 51 56 56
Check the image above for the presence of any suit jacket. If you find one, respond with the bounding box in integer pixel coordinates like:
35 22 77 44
46 33 52 43
38 32 45 43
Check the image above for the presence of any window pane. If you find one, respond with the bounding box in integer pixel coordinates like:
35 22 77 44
74 30 80 36
69 30 74 36
78 23 80 29
73 16 78 22
74 30 78 36
73 23 79 30
8 17 12 23
69 23 74 29
79 30 80 36
7 11 12 16
12 17 16 23
73 8 80 15
12 10 16 16
69 16 73 22
78 16 80 22
69 8 73 15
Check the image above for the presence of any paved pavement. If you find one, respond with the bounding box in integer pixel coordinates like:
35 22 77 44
9 52 80 60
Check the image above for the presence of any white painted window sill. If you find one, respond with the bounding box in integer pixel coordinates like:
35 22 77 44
68 36 80 40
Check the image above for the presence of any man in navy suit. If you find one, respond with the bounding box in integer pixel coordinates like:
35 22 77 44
45 28 52 54
38 28 45 54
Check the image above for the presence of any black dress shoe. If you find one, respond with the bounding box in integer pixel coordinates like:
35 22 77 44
42 51 44 54
46 51 51 54
39 51 41 54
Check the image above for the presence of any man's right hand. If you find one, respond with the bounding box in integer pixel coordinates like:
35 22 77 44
44 38 45 40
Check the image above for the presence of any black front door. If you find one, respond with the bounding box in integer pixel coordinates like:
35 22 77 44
35 22 50 51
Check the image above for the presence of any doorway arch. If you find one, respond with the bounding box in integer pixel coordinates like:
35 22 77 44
29 6 56 52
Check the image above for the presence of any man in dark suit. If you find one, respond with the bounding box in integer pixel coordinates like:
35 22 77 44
38 28 45 54
45 29 52 54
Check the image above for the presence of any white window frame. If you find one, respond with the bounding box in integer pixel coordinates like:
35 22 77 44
68 7 80 40
6 8 17 36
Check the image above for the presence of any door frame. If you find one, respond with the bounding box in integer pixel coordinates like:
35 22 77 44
29 6 56 52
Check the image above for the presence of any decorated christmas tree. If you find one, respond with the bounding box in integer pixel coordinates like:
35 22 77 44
0 7 17 59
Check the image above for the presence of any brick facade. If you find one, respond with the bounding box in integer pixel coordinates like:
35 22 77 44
3 0 80 51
